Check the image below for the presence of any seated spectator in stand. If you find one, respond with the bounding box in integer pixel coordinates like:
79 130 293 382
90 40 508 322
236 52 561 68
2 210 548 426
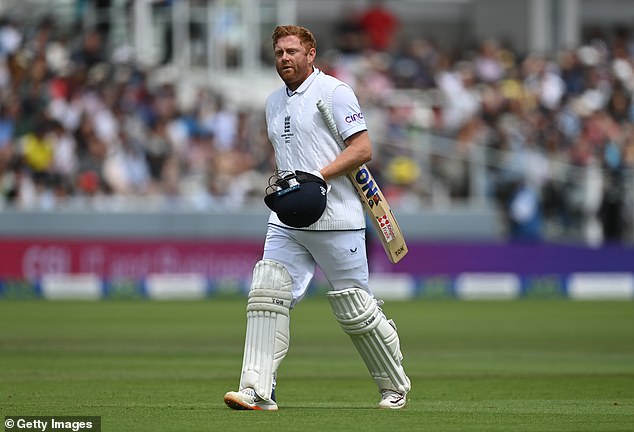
1 5 634 243
19 119 54 174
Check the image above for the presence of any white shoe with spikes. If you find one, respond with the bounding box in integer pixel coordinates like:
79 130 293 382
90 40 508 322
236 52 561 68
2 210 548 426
224 388 278 411
378 389 407 409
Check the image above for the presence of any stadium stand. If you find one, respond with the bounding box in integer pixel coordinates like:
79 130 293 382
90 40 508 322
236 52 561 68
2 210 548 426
0 0 632 245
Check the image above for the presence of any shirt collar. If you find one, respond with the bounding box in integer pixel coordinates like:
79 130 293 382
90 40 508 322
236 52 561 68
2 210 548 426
286 67 320 97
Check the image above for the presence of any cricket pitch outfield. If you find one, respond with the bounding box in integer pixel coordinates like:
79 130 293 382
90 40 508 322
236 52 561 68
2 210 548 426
1 299 632 431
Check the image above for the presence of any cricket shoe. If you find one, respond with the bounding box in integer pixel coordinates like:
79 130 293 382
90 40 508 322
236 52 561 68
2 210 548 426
223 388 278 411
378 389 407 409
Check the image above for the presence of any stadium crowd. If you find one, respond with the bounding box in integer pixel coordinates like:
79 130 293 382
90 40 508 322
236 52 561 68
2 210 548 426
0 7 633 242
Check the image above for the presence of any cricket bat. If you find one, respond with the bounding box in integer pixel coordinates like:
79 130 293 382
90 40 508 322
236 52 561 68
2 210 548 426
316 99 408 264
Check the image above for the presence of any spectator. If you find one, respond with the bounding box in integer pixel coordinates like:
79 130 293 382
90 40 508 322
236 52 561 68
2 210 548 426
104 142 150 195
508 180 542 241
0 16 22 60
333 8 365 56
473 39 506 84
71 28 106 73
435 59 481 133
390 38 438 89
599 171 625 242
359 0 399 52
19 119 54 174
144 117 173 191
48 119 77 179
0 7 632 243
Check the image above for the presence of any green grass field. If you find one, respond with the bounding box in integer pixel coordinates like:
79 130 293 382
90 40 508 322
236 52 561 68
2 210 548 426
1 299 633 431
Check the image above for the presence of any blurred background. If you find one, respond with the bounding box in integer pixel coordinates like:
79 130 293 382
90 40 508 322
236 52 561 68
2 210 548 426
0 0 633 300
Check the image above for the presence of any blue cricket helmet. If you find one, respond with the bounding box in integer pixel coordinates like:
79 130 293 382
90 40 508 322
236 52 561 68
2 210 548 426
264 170 328 228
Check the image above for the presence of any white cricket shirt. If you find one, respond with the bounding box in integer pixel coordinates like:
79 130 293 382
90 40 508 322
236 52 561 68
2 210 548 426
265 67 368 230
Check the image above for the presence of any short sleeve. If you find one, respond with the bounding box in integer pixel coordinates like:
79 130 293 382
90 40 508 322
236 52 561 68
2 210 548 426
332 85 368 141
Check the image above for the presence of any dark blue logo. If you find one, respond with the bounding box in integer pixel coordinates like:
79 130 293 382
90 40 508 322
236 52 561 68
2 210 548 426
345 112 364 123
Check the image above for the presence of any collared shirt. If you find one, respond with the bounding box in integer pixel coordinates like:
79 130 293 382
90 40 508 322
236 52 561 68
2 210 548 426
265 67 368 231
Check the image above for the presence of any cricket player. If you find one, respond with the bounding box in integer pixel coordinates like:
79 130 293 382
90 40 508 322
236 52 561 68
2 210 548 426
223 25 411 410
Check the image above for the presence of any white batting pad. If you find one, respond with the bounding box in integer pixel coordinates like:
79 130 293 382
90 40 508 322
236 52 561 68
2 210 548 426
327 288 411 394
240 260 293 400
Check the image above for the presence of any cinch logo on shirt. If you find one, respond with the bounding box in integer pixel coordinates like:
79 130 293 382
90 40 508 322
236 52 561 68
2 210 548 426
345 112 365 123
